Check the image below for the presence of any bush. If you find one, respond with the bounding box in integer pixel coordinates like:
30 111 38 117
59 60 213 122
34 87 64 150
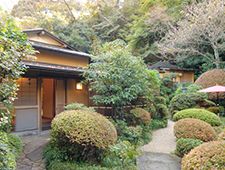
102 140 138 168
48 161 136 170
64 103 95 112
7 133 22 158
182 141 225 170
207 106 220 114
175 138 203 157
149 118 168 130
0 131 16 170
156 104 169 118
169 93 207 114
112 119 150 146
174 83 202 96
43 143 68 168
173 108 222 126
130 108 151 125
51 110 117 162
195 69 225 99
155 96 167 105
218 129 225 140
199 99 216 108
174 118 216 142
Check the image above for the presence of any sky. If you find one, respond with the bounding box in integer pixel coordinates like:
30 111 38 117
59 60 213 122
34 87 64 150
0 0 19 11
0 0 87 11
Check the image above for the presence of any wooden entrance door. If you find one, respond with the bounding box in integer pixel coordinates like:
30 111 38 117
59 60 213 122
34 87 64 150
55 79 66 115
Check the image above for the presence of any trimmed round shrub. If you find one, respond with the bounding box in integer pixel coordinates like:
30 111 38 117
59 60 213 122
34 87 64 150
182 141 225 170
195 69 225 88
175 138 203 157
207 106 220 114
195 69 225 99
169 93 209 114
51 110 117 162
64 102 95 112
173 108 222 126
130 108 151 125
174 118 216 142
218 129 225 140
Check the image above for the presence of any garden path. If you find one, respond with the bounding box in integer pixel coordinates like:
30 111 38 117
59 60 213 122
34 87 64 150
16 132 50 170
137 120 181 170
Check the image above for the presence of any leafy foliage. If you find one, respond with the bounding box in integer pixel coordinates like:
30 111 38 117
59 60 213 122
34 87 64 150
157 0 225 69
173 108 222 126
53 22 96 52
174 83 203 96
174 118 217 142
175 138 203 157
182 141 225 170
64 103 95 112
85 40 150 116
102 140 138 168
148 118 168 130
6 133 22 159
0 131 16 170
169 93 207 114
51 110 117 162
112 119 148 146
207 107 220 114
48 160 136 170
0 16 34 132
129 108 151 125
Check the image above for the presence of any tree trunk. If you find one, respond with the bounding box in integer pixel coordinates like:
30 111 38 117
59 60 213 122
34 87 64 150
213 47 220 69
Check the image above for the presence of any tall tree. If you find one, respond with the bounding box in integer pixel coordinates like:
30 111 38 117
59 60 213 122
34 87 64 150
157 0 225 69
128 0 193 62
84 40 150 117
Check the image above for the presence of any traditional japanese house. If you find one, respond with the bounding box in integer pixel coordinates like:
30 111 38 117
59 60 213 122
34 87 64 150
148 61 195 83
13 28 90 133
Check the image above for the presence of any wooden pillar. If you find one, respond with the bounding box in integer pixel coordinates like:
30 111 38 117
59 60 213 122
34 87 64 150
37 78 42 133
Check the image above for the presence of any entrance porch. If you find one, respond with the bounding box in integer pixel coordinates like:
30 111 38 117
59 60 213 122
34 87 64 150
13 62 89 133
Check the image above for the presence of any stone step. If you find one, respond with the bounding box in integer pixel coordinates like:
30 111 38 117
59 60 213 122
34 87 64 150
137 152 181 170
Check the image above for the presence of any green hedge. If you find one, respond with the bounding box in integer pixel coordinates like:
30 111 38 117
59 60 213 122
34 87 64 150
169 93 216 115
175 138 203 157
173 108 222 126
169 93 207 113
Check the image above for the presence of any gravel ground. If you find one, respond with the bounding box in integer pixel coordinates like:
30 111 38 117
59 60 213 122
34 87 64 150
137 120 181 170
141 120 177 154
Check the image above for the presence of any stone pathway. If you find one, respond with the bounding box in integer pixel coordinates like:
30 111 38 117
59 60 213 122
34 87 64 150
16 132 50 170
137 120 181 170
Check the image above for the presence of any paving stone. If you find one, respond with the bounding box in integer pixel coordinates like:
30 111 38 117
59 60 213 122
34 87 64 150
16 132 49 170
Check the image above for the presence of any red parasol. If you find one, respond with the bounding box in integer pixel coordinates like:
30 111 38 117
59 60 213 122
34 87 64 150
198 85 225 103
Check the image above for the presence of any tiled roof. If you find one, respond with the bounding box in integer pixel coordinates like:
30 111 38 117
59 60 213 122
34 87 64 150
31 41 91 58
148 61 193 71
23 61 85 74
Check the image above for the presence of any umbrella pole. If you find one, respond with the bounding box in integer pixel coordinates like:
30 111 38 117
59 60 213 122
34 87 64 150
217 92 219 106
